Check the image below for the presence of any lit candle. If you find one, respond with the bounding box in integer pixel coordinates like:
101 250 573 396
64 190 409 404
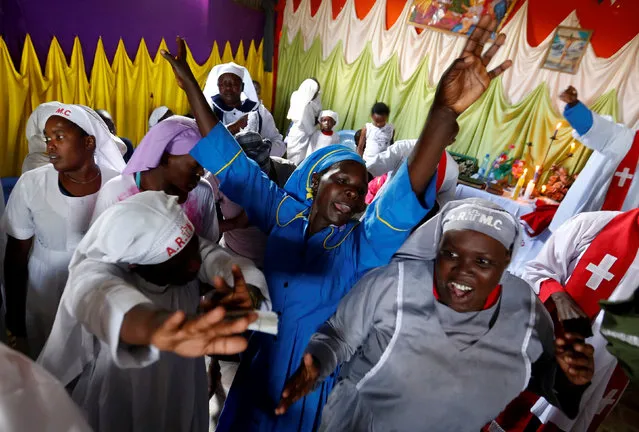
570 142 576 153
541 185 547 194
533 165 541 182
523 180 535 199
552 122 561 140
511 168 528 199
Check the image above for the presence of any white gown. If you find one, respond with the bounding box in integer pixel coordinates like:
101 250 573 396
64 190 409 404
38 238 267 432
286 100 322 165
0 342 92 432
523 211 637 431
2 164 119 357
91 174 220 243
550 112 639 231
305 130 341 159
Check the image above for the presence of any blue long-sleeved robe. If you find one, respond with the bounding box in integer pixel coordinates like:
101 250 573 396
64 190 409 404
190 124 436 431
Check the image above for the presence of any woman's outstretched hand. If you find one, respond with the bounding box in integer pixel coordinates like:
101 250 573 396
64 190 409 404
434 15 512 115
161 37 197 90
275 353 320 415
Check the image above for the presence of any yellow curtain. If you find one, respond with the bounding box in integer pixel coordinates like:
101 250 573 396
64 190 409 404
0 36 273 178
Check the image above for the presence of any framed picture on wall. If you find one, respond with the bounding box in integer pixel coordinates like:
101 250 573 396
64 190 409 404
407 0 517 37
541 26 593 74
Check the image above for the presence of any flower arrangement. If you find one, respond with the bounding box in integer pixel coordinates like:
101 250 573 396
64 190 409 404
538 165 577 202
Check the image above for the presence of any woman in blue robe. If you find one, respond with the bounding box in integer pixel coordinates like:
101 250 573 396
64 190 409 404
161 15 512 430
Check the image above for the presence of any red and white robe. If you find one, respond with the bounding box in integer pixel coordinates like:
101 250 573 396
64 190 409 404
522 210 637 431
550 111 639 231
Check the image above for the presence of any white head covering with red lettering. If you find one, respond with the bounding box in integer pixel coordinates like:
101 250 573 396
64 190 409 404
44 103 127 172
38 191 195 385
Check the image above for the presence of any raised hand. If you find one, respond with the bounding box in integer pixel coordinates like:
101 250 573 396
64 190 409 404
161 37 197 90
150 306 257 357
434 15 512 115
559 86 579 106
555 332 595 386
275 353 320 415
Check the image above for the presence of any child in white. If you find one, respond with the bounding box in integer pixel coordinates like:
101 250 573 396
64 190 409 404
357 102 394 164
306 110 340 158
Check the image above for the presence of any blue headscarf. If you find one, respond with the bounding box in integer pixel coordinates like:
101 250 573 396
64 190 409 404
283 145 365 206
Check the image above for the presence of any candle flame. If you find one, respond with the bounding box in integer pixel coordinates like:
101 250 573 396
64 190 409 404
570 142 576 151
556 122 562 130
541 185 547 193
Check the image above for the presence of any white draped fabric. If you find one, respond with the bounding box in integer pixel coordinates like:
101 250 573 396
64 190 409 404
283 0 639 128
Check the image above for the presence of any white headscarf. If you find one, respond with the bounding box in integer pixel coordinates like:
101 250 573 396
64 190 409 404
394 198 523 262
44 103 126 172
38 191 196 384
287 78 320 122
318 110 339 127
26 102 63 154
148 106 171 129
203 62 259 108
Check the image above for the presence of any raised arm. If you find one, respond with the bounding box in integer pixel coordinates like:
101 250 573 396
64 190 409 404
560 86 635 157
161 39 219 137
162 38 295 234
408 15 511 197
355 17 512 272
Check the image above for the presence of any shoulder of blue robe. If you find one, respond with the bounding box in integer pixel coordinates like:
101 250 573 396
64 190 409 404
273 195 309 228
212 94 258 113
563 101 593 136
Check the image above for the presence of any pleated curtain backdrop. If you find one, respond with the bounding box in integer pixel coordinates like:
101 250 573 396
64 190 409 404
275 0 636 181
0 36 273 178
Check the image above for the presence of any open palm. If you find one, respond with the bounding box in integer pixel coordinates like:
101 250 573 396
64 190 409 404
436 15 512 115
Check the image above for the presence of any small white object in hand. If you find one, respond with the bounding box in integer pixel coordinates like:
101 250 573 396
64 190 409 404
248 311 279 335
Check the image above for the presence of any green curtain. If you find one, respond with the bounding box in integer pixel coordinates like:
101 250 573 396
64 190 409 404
275 29 620 178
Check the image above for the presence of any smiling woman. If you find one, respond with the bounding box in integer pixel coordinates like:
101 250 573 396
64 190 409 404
284 197 596 431
3 103 125 359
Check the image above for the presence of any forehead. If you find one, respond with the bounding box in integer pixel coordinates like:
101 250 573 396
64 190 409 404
441 229 507 255
320 116 335 122
44 115 80 133
218 73 242 85
324 160 366 178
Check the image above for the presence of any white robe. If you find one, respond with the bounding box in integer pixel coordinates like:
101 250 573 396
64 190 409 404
305 130 340 159
38 238 267 432
523 211 637 431
0 342 92 432
2 164 119 357
362 123 394 164
550 113 639 231
367 139 459 206
285 99 322 165
91 174 220 243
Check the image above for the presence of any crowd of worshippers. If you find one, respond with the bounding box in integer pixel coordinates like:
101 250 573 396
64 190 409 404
0 16 636 432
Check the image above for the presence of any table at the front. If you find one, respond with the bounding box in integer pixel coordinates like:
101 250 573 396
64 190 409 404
454 184 552 278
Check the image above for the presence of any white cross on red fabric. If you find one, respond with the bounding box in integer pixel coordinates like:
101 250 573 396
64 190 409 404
585 254 617 290
614 167 634 187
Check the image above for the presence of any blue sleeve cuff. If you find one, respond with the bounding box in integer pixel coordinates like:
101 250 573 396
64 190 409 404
563 101 593 136
189 123 244 179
